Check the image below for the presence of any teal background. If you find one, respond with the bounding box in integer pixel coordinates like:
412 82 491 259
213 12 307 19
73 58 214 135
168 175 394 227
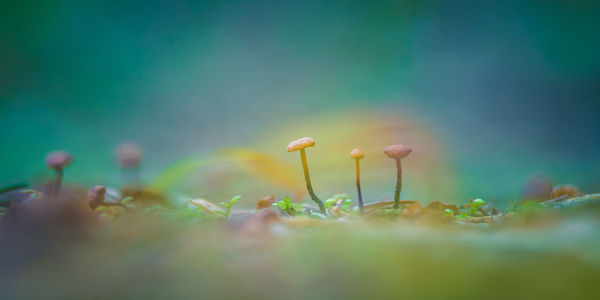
1 0 599 202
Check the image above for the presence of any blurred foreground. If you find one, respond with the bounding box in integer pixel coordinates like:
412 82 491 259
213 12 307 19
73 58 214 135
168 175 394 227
1 179 599 299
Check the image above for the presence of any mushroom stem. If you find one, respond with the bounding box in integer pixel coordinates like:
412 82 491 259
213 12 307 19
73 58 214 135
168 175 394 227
46 151 72 200
54 168 63 199
299 148 326 214
393 159 402 209
122 166 140 187
355 159 364 214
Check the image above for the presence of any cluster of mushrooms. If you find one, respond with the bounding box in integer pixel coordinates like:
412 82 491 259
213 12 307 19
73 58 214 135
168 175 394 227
46 138 411 216
287 137 411 214
44 143 143 210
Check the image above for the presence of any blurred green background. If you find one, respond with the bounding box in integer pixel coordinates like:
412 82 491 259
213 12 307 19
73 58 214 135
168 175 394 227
1 0 599 203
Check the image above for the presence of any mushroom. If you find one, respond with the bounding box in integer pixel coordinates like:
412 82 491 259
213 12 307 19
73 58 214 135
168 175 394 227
87 185 106 210
383 144 412 209
87 185 126 210
45 150 72 199
287 137 326 214
522 173 552 201
350 148 365 214
115 142 142 186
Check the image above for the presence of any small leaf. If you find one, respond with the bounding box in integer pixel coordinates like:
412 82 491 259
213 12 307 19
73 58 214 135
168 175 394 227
121 196 134 204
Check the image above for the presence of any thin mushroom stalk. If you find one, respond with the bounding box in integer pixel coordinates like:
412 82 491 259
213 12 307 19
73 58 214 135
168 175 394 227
116 142 142 187
350 148 364 214
54 168 63 199
384 145 412 209
392 158 402 209
287 137 326 214
45 151 72 200
299 148 326 214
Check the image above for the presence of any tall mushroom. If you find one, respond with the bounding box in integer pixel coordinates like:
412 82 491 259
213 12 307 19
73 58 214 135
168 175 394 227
116 142 142 186
383 145 412 209
45 150 72 199
287 137 326 214
350 148 365 214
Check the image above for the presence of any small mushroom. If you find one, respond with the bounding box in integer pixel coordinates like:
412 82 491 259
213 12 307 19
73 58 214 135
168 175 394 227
87 185 126 210
115 142 142 186
350 148 365 214
523 173 552 201
287 137 326 214
383 144 412 209
45 151 72 199
87 185 106 210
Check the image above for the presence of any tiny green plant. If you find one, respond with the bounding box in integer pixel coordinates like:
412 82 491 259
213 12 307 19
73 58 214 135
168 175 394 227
324 194 354 213
218 195 241 220
324 198 336 209
456 198 486 219
469 198 485 215
273 196 303 216
444 208 454 217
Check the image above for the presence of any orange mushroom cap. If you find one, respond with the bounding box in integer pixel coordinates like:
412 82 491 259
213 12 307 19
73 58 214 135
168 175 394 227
287 137 316 152
383 144 412 159
350 148 364 159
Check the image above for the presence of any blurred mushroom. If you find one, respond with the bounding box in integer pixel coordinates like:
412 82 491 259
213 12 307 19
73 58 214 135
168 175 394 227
287 137 326 214
350 148 365 214
383 144 412 209
87 185 126 210
523 173 552 201
115 142 142 186
45 151 72 199
87 186 105 210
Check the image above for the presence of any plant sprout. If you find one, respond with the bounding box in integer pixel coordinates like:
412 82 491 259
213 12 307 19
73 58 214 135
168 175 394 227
273 196 302 216
218 195 241 220
469 198 485 215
